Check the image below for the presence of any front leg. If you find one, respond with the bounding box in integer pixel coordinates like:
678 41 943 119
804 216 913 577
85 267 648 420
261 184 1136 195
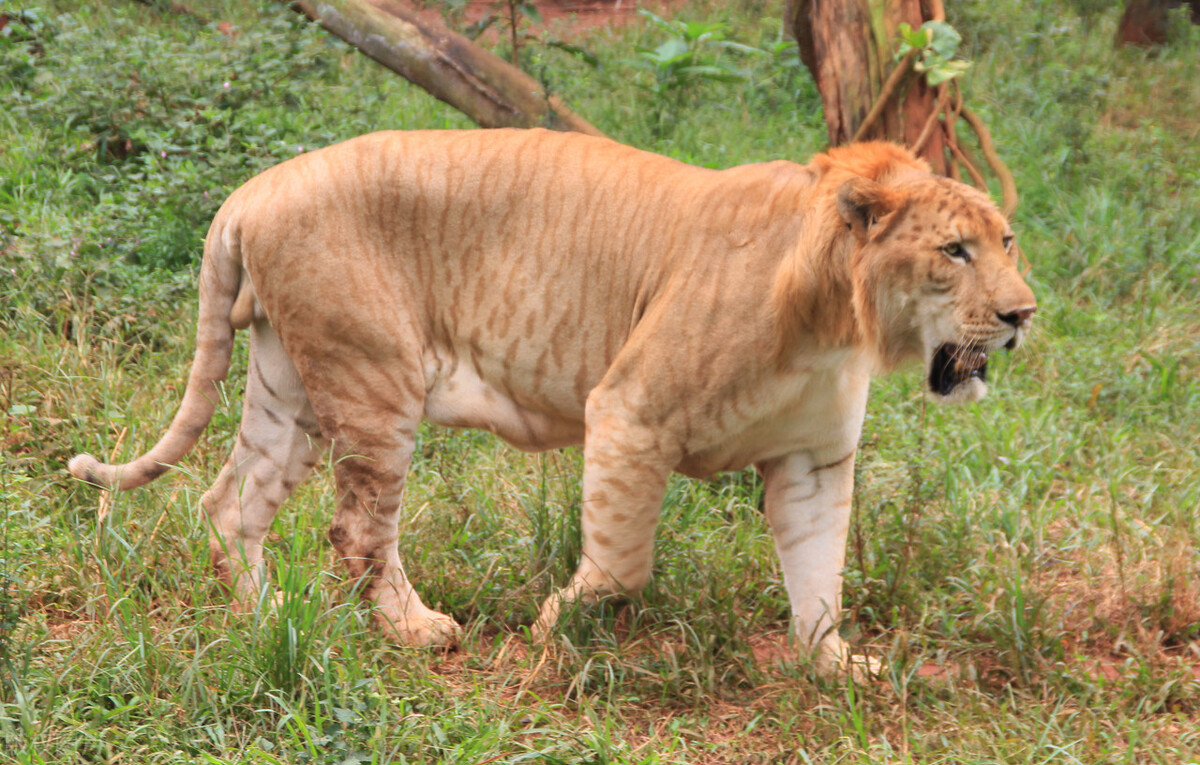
759 448 862 675
533 400 677 638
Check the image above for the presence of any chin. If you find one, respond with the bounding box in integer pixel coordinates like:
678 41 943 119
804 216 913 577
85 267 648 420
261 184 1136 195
928 375 989 404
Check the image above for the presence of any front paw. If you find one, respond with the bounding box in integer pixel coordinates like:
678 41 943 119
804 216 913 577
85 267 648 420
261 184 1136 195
813 635 885 680
837 652 885 681
381 608 463 648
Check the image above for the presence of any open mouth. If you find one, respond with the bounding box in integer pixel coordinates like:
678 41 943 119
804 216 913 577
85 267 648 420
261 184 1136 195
929 344 988 396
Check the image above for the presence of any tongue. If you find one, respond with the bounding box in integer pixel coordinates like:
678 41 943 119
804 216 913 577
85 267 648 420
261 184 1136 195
931 344 989 396
954 349 988 375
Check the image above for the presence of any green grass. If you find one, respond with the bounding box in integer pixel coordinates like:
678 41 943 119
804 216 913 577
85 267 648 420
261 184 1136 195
3 0 1200 762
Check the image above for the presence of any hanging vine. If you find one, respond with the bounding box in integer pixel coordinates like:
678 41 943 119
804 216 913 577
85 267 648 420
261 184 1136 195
850 15 1019 219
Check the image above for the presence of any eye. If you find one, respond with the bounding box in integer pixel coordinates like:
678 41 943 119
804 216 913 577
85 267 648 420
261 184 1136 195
941 242 970 262
1003 235 1015 252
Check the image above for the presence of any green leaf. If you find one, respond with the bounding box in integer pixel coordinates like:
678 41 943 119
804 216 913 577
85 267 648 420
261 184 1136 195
715 40 768 56
464 13 496 40
544 40 600 68
923 20 963 60
518 3 543 26
636 9 676 34
677 65 745 83
683 21 724 41
898 22 931 51
651 38 689 63
924 58 971 86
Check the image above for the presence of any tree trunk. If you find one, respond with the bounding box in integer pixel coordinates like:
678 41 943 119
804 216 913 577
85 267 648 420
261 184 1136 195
1116 0 1199 46
288 0 604 136
786 0 946 173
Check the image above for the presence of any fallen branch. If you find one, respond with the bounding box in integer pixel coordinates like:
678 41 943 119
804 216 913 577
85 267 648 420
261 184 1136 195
286 0 604 136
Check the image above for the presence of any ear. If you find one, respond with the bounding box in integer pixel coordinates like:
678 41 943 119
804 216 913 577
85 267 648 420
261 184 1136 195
836 177 901 243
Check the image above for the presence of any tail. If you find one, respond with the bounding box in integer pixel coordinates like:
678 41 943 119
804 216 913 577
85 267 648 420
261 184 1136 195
69 212 251 491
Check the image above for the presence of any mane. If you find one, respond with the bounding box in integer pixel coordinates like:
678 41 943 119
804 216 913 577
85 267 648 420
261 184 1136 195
811 141 930 184
770 142 930 364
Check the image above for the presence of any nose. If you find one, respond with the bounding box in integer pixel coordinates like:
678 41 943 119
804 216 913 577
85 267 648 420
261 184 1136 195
997 305 1037 326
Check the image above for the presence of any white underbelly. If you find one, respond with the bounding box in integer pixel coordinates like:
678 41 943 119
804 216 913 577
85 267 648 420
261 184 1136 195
422 349 584 452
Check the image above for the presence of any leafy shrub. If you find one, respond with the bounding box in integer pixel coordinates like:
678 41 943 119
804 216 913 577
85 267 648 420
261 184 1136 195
3 7 355 270
632 10 763 137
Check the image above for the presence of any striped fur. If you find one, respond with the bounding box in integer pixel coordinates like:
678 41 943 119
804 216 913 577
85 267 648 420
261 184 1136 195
68 130 1035 671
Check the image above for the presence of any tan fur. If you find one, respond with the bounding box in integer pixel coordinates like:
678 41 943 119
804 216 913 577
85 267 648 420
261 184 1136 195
68 130 1035 670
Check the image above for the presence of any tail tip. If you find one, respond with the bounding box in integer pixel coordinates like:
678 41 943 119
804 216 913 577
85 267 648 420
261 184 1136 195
68 453 108 489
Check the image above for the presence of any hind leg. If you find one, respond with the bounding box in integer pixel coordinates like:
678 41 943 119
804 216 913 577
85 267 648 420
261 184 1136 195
301 353 460 647
202 319 326 604
326 430 460 646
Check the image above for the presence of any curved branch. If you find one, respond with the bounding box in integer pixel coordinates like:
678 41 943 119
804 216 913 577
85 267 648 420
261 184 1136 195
960 105 1019 218
851 49 916 143
945 133 988 189
911 83 949 154
943 82 963 182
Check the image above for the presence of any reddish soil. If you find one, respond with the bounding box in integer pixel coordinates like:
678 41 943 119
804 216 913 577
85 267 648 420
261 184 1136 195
402 0 685 37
